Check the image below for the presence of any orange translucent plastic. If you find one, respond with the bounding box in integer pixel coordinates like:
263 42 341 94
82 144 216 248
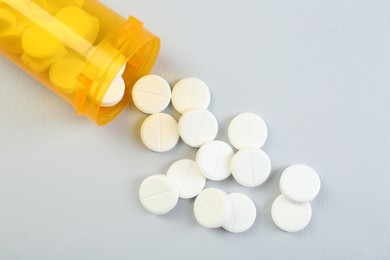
0 0 160 125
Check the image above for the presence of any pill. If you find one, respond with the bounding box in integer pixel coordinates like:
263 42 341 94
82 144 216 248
55 6 99 45
59 0 85 7
196 141 234 181
49 58 85 93
178 109 218 148
171 77 211 114
271 194 312 232
58 0 86 7
55 7 90 36
166 159 206 199
230 148 271 187
279 164 321 203
193 188 232 228
222 193 257 233
22 47 67 73
85 15 100 44
139 174 179 215
101 77 126 107
141 113 180 152
0 6 17 28
0 27 23 54
228 113 268 150
0 14 31 54
22 23 65 59
132 75 171 114
33 0 85 14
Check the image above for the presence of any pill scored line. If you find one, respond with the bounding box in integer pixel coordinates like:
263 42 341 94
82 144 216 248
227 205 240 231
198 196 223 222
193 111 207 144
213 144 224 176
140 190 174 201
134 89 170 98
186 160 196 176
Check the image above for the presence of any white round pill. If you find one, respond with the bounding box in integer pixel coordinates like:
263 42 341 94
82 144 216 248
178 109 218 148
132 75 171 114
172 78 211 114
141 113 180 152
101 77 126 107
271 194 312 232
228 113 268 150
230 149 271 187
196 141 234 181
223 193 257 233
166 159 206 199
280 164 321 203
139 174 179 215
194 188 232 228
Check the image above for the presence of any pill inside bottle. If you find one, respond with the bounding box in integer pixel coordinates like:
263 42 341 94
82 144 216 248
0 0 160 125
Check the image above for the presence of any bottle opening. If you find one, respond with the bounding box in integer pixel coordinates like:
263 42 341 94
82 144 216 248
95 34 160 125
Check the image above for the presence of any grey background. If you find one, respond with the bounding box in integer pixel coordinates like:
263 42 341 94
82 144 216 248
0 0 389 259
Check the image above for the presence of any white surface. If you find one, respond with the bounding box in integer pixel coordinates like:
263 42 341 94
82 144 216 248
230 149 271 188
178 109 218 148
228 113 268 150
101 77 126 107
280 164 321 203
166 159 205 199
222 193 257 233
140 113 179 152
1 0 389 259
139 174 179 215
132 75 171 114
271 194 312 233
196 141 234 181
171 77 211 114
193 188 232 229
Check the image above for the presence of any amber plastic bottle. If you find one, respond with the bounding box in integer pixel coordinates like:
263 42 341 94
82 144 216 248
0 0 160 125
